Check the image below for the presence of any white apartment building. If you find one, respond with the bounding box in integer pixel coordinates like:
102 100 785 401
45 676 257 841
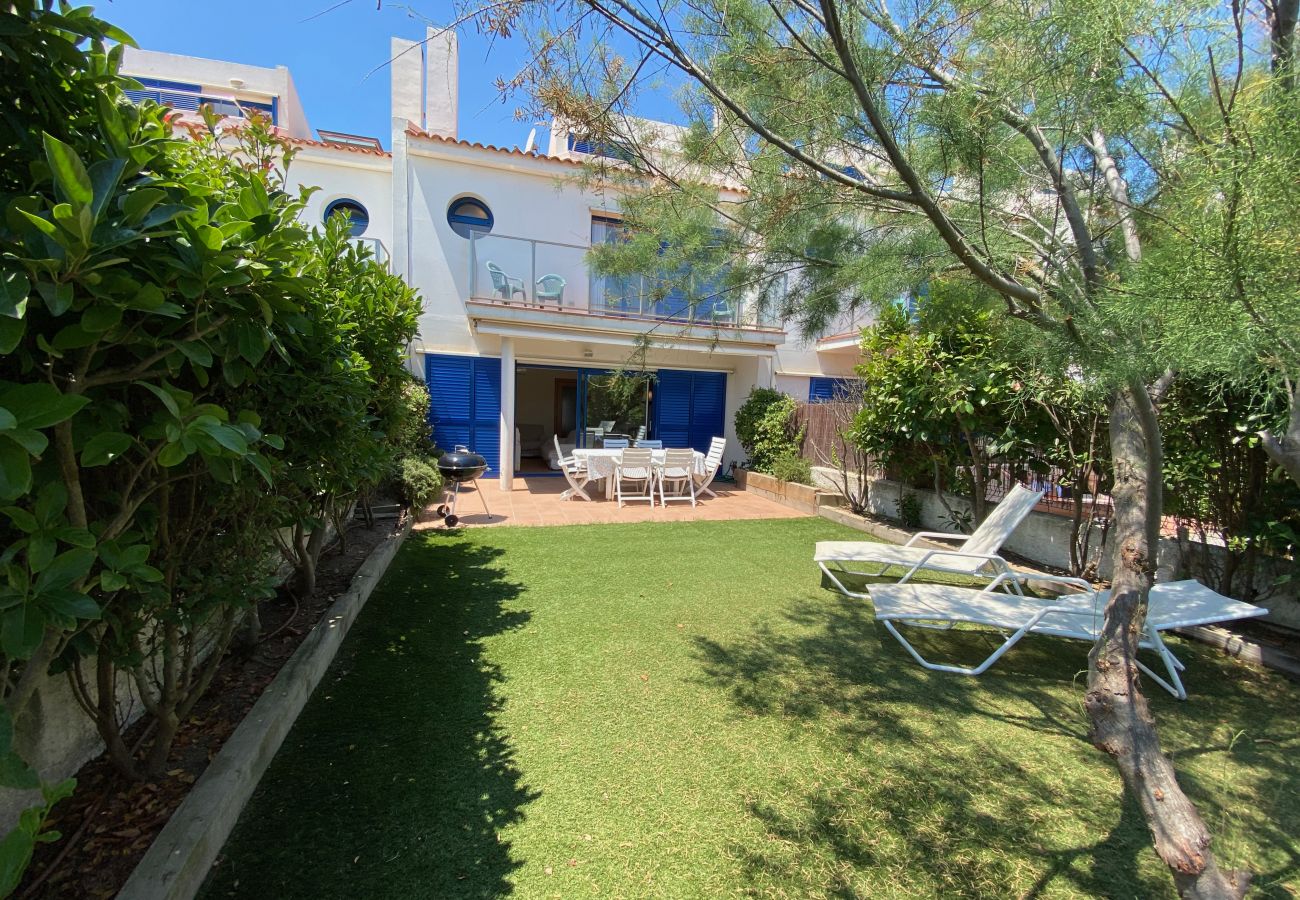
121 29 865 490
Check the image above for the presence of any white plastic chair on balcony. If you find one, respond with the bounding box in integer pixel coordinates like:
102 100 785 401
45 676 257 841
658 448 697 507
634 425 647 441
554 435 592 502
615 448 656 507
693 437 727 498
486 262 526 301
535 274 566 305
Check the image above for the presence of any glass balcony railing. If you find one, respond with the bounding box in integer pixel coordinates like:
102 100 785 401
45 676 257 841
351 237 390 271
467 232 777 330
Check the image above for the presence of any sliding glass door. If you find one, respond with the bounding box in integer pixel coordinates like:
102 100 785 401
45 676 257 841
577 370 650 447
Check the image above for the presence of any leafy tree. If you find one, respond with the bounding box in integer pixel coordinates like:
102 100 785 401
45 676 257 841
476 0 1299 892
852 286 1109 570
0 13 428 885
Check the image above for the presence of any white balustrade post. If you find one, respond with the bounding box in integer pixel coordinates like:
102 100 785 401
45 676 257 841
499 337 516 491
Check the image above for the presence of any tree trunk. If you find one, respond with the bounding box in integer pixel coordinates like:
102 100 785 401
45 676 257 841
1084 384 1249 898
1269 0 1299 90
1258 380 1300 488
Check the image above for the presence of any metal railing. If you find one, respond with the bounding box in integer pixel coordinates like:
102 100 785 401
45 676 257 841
467 232 778 330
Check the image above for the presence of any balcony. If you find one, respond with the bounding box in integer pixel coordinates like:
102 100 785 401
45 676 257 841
467 233 782 335
351 237 390 271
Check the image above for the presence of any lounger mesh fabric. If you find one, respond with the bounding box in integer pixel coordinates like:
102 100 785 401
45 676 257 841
814 484 1044 585
867 579 1266 699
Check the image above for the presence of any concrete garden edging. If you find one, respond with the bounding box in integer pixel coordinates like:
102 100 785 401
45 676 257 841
116 517 414 900
741 469 843 515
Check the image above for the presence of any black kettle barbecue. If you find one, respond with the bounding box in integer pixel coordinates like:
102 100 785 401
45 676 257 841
434 445 492 526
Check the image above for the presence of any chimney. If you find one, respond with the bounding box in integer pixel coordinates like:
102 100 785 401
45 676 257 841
391 36 423 128
424 26 458 139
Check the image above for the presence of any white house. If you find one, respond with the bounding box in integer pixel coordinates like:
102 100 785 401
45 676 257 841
121 29 865 491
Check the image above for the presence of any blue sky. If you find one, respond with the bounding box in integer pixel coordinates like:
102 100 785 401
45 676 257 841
102 0 544 149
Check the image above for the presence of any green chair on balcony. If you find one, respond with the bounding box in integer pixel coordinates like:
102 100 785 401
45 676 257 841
486 261 527 302
536 274 566 306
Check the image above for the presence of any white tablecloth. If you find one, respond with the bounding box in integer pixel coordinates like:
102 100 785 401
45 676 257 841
572 448 706 481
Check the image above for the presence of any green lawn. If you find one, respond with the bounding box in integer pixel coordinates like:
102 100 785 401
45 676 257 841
201 518 1300 899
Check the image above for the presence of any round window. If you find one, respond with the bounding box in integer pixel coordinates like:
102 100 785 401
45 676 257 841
447 197 493 239
324 198 369 237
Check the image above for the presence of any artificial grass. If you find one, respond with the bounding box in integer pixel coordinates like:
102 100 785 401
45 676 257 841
201 518 1300 899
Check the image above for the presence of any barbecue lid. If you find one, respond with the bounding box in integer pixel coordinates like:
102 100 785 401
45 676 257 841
437 445 487 471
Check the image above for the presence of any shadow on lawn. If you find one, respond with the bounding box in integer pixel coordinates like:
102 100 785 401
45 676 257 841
693 588 1300 898
202 533 538 900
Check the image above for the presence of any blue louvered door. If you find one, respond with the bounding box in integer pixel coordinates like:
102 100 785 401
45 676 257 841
653 369 726 453
425 354 501 474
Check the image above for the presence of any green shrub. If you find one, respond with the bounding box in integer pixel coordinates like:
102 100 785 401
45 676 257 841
896 492 923 528
400 457 444 518
770 451 814 485
735 388 803 473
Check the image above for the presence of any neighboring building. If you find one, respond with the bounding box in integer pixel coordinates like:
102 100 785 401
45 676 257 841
121 30 867 489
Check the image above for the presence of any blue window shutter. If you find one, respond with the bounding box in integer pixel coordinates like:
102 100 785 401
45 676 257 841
654 370 726 452
472 356 502 474
687 372 726 453
654 370 693 448
425 354 501 474
809 377 851 402
808 377 835 402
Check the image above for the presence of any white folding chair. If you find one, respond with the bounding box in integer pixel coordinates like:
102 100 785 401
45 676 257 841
658 448 697 507
554 435 592 502
615 448 656 507
636 439 663 449
693 436 727 498
634 424 647 441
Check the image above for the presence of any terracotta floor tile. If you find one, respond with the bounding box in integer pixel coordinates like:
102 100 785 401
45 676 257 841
416 477 808 530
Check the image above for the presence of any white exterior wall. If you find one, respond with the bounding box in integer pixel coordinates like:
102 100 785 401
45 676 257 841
404 142 621 354
292 152 394 254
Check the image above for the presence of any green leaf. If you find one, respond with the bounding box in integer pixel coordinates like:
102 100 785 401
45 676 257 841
0 442 32 501
157 441 187 467
0 409 14 431
1 604 45 660
139 382 180 418
87 158 126 222
37 282 73 317
0 508 36 533
0 270 29 319
96 93 129 156
205 424 249 455
99 570 126 592
80 304 122 333
33 548 94 592
0 317 24 354
0 752 39 791
54 527 95 549
26 535 54 574
40 590 99 621
121 187 164 224
0 826 36 899
80 432 132 467
43 133 93 209
0 384 88 430
4 430 47 457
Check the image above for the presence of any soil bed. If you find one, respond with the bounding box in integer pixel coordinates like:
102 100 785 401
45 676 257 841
18 514 405 900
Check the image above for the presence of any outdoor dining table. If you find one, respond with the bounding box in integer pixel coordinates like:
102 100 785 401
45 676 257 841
571 448 707 499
